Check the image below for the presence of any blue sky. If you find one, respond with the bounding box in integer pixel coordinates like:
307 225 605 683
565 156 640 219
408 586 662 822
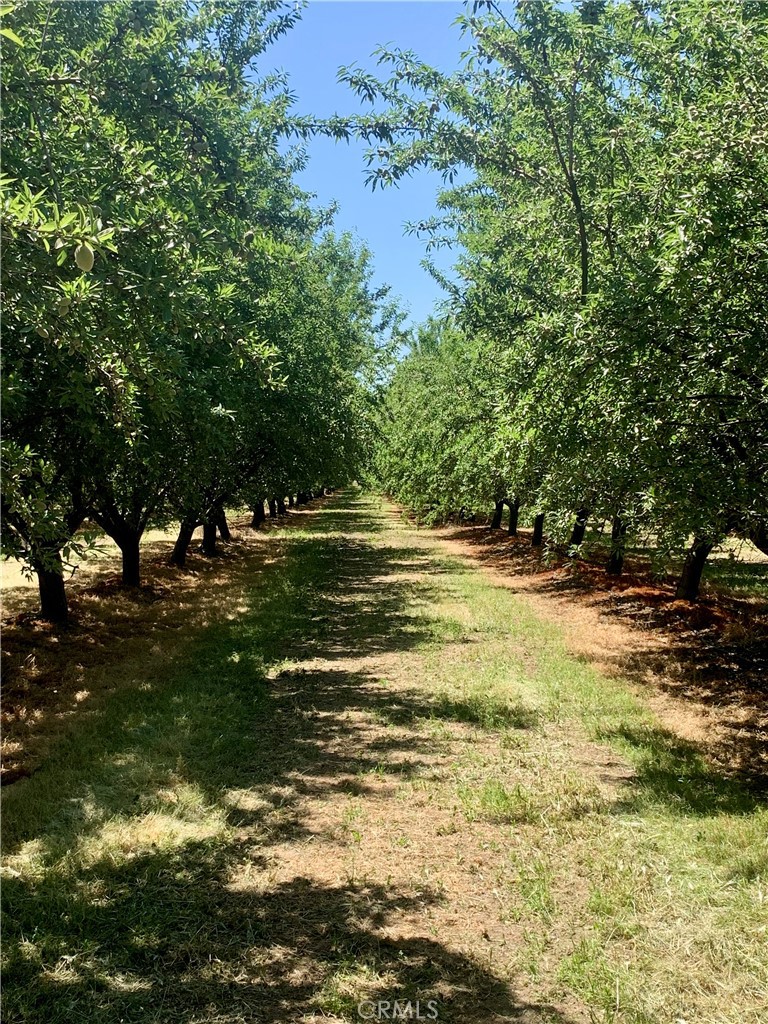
267 1 469 331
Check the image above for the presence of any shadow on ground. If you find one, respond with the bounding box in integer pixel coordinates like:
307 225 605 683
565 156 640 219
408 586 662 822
436 522 768 784
3 846 569 1023
1 493 573 1024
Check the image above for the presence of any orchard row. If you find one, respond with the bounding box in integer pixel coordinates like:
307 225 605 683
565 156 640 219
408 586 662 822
2 1 397 621
360 1 768 599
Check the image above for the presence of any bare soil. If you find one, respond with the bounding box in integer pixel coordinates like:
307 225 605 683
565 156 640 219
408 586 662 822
432 522 768 784
2 494 766 1024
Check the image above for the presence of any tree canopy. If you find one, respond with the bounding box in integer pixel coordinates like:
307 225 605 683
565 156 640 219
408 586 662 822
354 0 768 599
3 0 766 613
2 0 399 620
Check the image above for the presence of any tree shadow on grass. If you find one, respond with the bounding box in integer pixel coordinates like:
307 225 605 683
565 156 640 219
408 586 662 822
598 722 768 814
304 494 389 535
2 845 572 1024
607 631 768 784
2 497 581 1021
1 525 459 853
0 493 465 786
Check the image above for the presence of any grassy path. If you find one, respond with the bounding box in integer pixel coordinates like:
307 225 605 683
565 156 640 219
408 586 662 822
3 492 766 1024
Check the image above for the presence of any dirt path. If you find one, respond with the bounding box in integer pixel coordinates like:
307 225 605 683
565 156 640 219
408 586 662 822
431 530 716 751
429 524 768 780
3 492 766 1024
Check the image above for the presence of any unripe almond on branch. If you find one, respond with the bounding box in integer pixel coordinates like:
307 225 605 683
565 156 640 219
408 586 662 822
75 243 95 272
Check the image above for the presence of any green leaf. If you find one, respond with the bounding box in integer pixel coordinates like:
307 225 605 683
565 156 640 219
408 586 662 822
0 26 23 45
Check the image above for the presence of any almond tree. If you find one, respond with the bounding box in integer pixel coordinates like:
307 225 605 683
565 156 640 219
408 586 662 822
1 1 389 617
348 0 768 598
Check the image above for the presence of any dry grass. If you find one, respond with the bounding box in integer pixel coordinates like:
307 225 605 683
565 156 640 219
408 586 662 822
432 520 768 784
1 512 306 783
2 492 767 1024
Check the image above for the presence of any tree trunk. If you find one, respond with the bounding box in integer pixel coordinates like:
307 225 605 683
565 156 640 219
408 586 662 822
490 501 504 530
216 508 231 542
748 522 768 556
33 547 68 623
202 521 217 557
606 515 627 576
268 498 277 518
170 520 196 568
507 499 520 536
277 496 287 516
118 531 142 586
251 502 265 529
532 513 545 547
569 508 589 547
675 537 713 601
288 495 295 509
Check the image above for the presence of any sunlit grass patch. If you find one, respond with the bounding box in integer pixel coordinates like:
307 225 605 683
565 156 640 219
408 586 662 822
511 854 557 922
695 544 768 600
458 771 604 826
72 800 229 869
314 959 394 1020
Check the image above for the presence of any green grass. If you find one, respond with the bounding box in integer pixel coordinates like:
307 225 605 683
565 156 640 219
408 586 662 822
2 490 767 1024
581 526 768 600
705 555 768 599
409 543 768 1022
